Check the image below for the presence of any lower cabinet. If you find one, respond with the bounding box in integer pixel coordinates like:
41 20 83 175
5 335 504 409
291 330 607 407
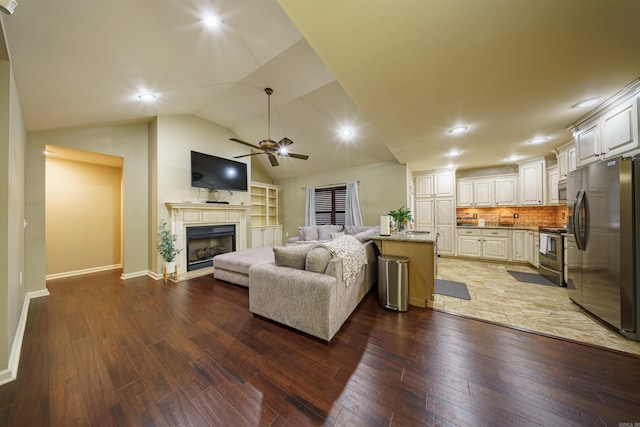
512 230 527 262
456 228 509 261
251 226 283 248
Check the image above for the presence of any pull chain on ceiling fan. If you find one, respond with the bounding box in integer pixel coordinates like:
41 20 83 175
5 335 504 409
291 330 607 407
230 88 309 167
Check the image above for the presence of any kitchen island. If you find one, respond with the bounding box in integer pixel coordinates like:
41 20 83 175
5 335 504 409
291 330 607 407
368 232 436 308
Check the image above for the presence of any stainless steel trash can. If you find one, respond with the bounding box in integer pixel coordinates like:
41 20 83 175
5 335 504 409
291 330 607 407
378 255 409 312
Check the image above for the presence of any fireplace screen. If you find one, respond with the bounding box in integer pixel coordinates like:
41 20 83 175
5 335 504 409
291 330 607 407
186 224 235 271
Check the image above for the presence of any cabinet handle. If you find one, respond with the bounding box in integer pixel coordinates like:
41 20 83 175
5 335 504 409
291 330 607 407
594 154 599 158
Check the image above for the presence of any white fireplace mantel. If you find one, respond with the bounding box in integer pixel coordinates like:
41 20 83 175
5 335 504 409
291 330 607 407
165 202 249 280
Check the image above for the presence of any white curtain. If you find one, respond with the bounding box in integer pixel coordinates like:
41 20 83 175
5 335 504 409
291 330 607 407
345 181 363 226
304 186 316 226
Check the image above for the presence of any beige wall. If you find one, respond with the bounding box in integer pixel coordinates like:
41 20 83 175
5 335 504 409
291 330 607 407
27 124 149 281
0 58 27 376
151 115 254 273
45 157 122 276
275 161 409 239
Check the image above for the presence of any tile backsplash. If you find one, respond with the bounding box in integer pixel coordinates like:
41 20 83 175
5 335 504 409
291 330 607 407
456 205 569 227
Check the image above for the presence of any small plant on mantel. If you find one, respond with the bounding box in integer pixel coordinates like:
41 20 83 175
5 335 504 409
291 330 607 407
157 220 182 264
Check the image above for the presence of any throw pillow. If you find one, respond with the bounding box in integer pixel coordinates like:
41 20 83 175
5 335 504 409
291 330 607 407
305 246 334 273
298 226 319 241
318 224 343 241
330 231 345 239
273 245 312 270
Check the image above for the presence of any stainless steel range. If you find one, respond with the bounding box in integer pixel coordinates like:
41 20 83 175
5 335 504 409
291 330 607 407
538 227 566 286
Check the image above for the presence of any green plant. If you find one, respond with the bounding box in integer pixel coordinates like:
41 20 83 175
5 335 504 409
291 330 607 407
157 220 182 263
388 206 413 224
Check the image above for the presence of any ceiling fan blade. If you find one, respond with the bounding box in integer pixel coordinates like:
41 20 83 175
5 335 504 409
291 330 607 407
229 138 262 150
267 154 279 167
283 152 309 160
233 152 263 159
277 137 294 146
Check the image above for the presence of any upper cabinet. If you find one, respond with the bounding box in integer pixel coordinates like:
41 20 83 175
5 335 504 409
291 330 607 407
457 174 517 207
570 81 640 168
547 165 560 205
556 142 576 181
519 158 545 205
416 169 455 198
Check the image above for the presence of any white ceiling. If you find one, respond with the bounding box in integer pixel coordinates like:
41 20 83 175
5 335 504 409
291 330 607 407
2 0 640 179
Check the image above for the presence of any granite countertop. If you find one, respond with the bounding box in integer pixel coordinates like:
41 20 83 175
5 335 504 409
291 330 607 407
368 232 436 243
456 225 540 231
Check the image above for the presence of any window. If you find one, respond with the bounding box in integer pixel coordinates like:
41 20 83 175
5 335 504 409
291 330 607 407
314 186 346 225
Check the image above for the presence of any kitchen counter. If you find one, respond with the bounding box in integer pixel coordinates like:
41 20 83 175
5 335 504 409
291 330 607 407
368 234 436 308
456 225 540 231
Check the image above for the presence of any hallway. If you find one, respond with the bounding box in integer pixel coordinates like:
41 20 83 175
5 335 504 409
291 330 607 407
435 257 640 356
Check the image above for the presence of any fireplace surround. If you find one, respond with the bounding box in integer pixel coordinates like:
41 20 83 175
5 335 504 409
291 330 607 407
165 202 248 281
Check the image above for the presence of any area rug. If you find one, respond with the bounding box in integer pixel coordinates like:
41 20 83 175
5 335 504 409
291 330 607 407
435 279 471 300
507 270 558 286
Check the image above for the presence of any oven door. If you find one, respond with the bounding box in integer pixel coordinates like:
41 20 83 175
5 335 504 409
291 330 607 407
539 232 560 271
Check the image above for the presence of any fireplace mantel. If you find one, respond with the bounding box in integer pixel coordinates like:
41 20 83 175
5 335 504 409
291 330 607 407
165 202 249 281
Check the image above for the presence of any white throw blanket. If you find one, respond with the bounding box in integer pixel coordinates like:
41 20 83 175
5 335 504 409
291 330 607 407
315 235 367 287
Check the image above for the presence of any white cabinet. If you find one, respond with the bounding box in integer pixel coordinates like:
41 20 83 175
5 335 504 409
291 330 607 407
250 182 282 248
526 230 539 268
414 169 456 256
456 228 509 261
494 176 518 206
512 230 527 262
556 142 577 181
519 159 545 205
251 225 283 248
547 166 560 205
573 89 639 168
416 170 455 198
456 174 517 207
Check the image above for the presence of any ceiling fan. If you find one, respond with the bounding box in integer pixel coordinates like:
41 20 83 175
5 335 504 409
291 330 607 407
231 88 309 167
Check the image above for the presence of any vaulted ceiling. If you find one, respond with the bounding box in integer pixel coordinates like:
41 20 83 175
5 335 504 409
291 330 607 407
2 0 639 179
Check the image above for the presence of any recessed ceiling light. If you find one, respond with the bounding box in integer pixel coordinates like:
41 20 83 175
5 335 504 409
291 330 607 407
202 14 223 27
528 137 549 144
340 128 353 138
137 93 158 101
572 97 601 109
447 150 461 157
507 155 520 162
448 125 468 135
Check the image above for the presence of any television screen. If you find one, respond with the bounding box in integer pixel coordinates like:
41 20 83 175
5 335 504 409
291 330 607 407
190 151 248 192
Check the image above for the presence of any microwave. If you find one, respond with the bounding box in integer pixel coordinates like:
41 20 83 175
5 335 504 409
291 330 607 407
558 179 567 202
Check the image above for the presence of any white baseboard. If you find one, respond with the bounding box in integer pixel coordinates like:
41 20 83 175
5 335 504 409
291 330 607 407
0 289 50 386
46 264 121 280
120 270 153 280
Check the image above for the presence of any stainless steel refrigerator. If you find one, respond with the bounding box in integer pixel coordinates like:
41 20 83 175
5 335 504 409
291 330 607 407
567 156 639 341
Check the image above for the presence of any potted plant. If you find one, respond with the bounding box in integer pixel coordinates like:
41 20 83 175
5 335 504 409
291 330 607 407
157 220 182 281
388 206 413 232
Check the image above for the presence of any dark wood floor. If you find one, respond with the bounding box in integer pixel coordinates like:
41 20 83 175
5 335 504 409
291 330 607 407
1 270 639 426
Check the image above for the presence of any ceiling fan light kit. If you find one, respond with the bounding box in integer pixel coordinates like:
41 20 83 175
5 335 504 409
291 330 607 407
0 0 17 15
230 88 309 167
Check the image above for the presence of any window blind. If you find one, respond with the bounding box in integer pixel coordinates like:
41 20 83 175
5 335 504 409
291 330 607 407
314 186 346 225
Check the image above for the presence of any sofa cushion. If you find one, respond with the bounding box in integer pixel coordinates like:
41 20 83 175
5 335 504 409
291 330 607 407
298 226 319 241
273 244 313 270
318 224 343 241
330 231 345 239
305 246 334 273
344 225 373 235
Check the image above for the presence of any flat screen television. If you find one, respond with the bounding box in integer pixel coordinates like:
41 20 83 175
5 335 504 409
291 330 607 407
190 151 248 192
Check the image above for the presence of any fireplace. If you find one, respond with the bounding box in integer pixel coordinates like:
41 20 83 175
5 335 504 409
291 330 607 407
186 224 236 271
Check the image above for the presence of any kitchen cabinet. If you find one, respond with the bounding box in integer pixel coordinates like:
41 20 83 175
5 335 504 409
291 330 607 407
456 174 517 207
456 228 509 261
415 169 455 198
414 169 456 255
512 230 527 262
494 175 518 206
547 166 560 205
556 142 576 180
519 158 545 205
573 87 639 168
526 230 539 268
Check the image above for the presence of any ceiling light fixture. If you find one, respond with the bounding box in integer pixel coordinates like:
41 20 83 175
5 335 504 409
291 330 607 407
447 150 461 157
0 0 18 15
528 137 549 144
448 125 468 135
340 128 353 138
507 155 520 162
202 14 223 27
572 97 601 109
137 93 157 101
